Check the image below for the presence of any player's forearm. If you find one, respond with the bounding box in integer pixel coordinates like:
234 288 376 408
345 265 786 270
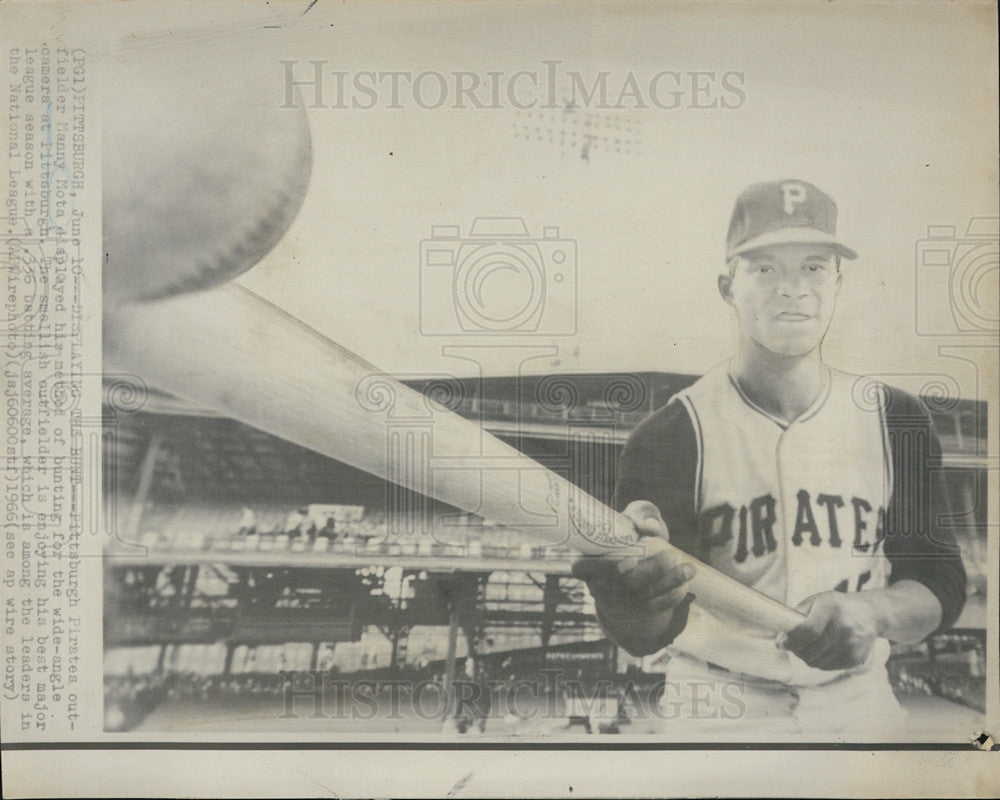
862 579 944 645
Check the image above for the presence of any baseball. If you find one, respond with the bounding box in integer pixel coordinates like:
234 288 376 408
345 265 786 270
101 46 312 306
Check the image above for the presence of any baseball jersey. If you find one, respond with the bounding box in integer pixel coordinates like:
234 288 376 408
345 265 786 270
614 360 967 687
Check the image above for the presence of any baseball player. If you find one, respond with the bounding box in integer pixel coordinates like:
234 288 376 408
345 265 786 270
573 180 967 736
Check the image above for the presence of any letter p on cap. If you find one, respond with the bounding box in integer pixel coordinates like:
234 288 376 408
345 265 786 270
781 182 807 215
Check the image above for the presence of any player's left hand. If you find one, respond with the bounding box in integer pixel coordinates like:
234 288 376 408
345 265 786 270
783 592 881 671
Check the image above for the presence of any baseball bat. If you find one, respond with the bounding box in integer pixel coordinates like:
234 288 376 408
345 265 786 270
104 283 805 633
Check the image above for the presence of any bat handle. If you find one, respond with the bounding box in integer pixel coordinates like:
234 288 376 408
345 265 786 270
637 536 806 634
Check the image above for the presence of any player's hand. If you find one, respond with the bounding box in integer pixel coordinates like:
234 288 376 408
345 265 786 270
783 591 881 670
571 501 695 656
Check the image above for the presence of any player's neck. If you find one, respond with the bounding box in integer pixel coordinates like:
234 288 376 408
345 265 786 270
731 343 826 424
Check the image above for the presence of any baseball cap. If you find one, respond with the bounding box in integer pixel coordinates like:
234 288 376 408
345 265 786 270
726 180 858 260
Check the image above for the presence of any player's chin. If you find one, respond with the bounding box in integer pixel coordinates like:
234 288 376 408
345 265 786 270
760 336 823 358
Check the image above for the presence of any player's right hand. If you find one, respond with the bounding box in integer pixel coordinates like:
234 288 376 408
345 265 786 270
571 500 696 656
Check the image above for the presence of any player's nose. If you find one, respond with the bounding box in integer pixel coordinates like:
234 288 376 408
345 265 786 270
777 273 809 297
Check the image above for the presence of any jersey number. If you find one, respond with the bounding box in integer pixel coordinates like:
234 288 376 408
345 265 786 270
834 570 871 594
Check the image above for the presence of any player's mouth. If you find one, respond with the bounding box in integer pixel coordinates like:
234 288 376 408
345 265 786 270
775 311 813 321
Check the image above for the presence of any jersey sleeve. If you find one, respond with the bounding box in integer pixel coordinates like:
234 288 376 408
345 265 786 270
882 385 967 633
613 398 703 560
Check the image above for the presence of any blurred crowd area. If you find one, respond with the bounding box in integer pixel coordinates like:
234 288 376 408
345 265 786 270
120 503 577 562
888 630 987 712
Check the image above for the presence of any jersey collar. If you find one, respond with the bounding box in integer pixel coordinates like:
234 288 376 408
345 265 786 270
727 363 832 430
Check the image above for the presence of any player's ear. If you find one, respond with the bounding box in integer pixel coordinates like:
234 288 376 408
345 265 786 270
717 273 733 304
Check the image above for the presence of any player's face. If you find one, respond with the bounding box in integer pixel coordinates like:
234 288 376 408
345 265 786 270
718 244 842 357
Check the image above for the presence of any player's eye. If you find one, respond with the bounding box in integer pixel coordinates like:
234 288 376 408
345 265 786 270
756 264 774 274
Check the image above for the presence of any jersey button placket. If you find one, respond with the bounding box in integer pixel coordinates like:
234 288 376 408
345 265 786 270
773 426 796 678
